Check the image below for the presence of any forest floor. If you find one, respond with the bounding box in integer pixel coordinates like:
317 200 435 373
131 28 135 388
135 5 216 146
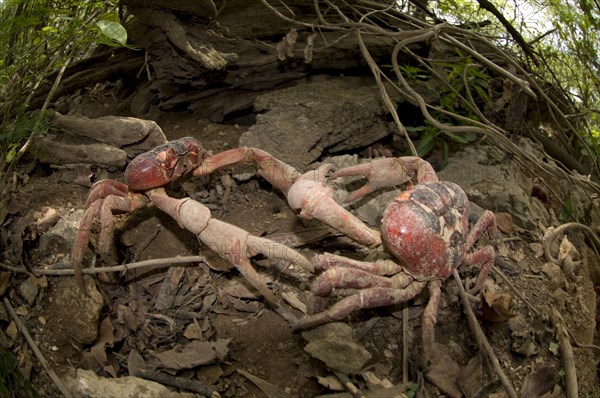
1 88 599 398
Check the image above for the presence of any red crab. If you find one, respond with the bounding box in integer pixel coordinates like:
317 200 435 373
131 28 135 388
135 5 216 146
72 137 385 321
290 158 496 360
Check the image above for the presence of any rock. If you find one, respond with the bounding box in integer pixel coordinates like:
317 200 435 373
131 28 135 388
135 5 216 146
301 322 354 342
51 113 167 156
304 338 372 374
18 276 40 306
32 113 169 167
541 262 566 290
39 210 83 258
45 276 103 345
65 368 199 398
302 323 371 374
30 137 127 168
240 76 397 169
438 143 549 229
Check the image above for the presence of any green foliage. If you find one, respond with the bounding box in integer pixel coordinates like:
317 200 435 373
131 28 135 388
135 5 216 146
0 349 38 398
399 56 491 158
1 111 53 163
432 0 600 165
0 0 127 173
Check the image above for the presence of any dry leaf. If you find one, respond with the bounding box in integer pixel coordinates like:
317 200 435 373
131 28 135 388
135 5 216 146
495 212 515 234
72 164 94 187
316 375 344 391
183 322 203 340
6 321 18 341
282 292 307 314
155 339 230 370
361 371 394 389
0 272 11 296
425 343 462 398
520 366 556 397
481 289 516 322
237 368 291 398
304 33 317 63
558 236 579 262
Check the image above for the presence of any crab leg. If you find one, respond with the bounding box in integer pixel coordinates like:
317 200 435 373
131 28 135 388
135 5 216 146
292 282 427 331
421 280 442 362
194 147 301 196
331 157 438 203
147 188 312 322
194 147 381 247
72 181 148 290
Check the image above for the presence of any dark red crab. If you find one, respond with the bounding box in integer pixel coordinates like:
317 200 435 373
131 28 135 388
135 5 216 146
291 159 496 361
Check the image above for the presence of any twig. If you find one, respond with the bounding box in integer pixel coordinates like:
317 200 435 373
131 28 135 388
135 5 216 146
356 30 417 156
550 308 578 398
0 255 206 276
132 225 162 262
333 370 366 398
567 329 600 352
402 305 409 384
3 297 74 398
452 269 518 398
491 265 540 318
543 222 600 265
132 369 220 397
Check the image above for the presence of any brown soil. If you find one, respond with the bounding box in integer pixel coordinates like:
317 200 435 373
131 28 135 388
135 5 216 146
1 92 599 398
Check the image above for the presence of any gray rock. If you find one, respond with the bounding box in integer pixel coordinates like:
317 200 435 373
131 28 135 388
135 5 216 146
18 276 40 306
65 368 199 398
304 338 372 374
302 322 371 374
52 113 167 155
438 144 549 229
31 137 127 168
240 76 397 169
39 210 83 257
301 322 354 342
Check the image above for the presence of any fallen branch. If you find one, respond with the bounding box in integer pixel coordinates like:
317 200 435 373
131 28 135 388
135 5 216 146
452 269 518 398
550 308 578 398
543 222 600 265
491 265 540 318
0 255 205 276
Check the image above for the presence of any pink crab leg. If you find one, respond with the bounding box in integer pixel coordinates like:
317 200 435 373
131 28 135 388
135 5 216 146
466 210 497 248
84 180 130 208
464 246 495 294
73 191 148 291
147 188 312 321
331 157 438 203
195 148 381 247
73 184 148 267
292 282 427 331
315 253 404 275
421 280 442 363
463 210 496 293
193 147 301 196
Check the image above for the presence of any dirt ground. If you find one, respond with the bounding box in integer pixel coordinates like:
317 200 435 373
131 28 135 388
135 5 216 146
1 90 599 398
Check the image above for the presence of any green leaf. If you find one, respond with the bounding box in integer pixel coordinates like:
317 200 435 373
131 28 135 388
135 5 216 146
416 128 438 157
442 130 478 144
95 20 127 45
559 192 573 222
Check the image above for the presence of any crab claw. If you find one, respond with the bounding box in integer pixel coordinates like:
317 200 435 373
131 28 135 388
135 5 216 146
331 157 438 203
286 164 381 247
194 147 381 247
148 189 312 322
